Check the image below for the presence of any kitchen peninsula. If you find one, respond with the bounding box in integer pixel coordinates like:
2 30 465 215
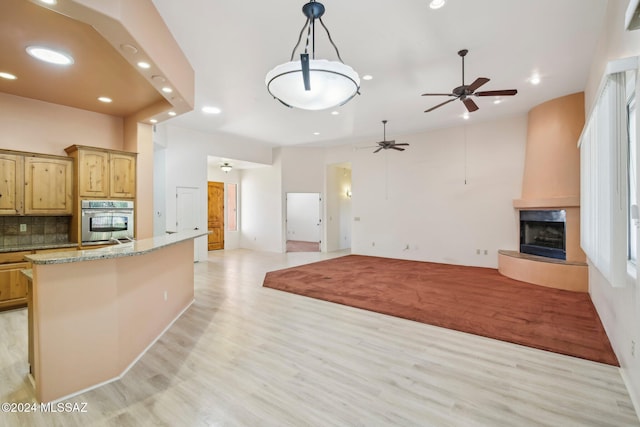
24 229 208 403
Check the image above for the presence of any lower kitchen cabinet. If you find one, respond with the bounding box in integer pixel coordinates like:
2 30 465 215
0 251 31 310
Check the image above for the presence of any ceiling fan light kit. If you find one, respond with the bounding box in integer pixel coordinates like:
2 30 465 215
265 0 360 110
422 49 518 113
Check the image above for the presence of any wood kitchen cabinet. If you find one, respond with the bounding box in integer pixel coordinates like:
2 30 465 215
65 145 136 199
0 153 24 215
0 151 73 215
0 251 31 311
109 152 136 198
24 156 73 215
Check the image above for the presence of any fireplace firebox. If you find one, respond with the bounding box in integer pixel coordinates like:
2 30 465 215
520 210 566 260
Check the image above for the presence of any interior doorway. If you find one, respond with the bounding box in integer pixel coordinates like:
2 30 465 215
286 193 321 252
176 186 200 262
207 181 224 250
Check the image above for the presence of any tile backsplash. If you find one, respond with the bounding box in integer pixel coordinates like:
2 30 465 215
0 216 70 247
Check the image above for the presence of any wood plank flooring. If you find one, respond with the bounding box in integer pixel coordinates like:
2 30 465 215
0 249 638 426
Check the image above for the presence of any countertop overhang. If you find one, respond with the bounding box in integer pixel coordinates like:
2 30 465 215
25 230 208 264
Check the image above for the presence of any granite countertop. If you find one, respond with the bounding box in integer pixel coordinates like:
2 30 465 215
21 269 33 280
25 230 209 265
0 242 79 253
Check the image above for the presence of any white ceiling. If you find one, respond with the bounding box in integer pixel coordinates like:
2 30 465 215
151 0 607 148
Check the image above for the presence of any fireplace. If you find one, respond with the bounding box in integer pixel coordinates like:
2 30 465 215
520 210 566 260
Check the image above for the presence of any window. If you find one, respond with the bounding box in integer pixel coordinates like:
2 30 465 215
580 70 629 286
227 183 237 231
628 95 637 263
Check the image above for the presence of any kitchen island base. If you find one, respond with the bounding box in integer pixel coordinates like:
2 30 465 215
26 231 206 403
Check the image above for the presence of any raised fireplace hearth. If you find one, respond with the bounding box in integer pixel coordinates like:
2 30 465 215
520 210 566 260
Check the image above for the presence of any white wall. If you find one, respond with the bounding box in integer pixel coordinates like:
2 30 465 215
240 150 282 252
325 165 352 251
583 0 640 415
158 124 273 260
345 115 527 268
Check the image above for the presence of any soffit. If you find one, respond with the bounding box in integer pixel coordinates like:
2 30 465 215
0 0 164 117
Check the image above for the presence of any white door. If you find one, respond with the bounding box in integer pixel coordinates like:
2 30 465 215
286 193 321 244
176 186 200 261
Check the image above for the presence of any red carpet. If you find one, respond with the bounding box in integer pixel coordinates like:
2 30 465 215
263 255 618 366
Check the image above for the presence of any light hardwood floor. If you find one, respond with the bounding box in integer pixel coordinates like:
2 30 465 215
0 249 638 426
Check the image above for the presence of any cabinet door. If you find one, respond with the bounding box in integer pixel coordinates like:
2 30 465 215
0 261 30 307
24 157 73 215
0 154 24 215
78 150 109 198
109 153 136 198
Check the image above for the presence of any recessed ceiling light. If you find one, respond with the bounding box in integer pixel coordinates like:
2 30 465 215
168 111 177 116
362 75 373 81
462 112 470 120
493 98 502 104
26 46 74 65
120 44 138 55
530 73 541 85
97 97 112 103
429 0 446 9
150 119 158 124
313 132 320 136
331 111 340 115
162 87 173 93
0 72 17 80
40 0 57 5
202 106 221 114
137 61 151 69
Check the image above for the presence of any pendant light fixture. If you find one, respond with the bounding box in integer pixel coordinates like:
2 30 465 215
265 1 360 111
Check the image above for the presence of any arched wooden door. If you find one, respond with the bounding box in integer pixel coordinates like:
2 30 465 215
207 182 224 250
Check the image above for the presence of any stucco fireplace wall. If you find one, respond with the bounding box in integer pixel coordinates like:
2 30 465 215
499 92 587 291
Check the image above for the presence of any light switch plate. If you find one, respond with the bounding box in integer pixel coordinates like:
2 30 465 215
19 224 27 232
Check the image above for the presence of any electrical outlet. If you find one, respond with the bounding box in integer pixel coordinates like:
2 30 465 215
476 249 480 255
484 249 488 255
372 241 375 247
164 291 168 302
404 244 410 250
19 224 27 232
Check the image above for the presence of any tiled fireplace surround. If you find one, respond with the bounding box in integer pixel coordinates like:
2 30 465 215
498 92 588 292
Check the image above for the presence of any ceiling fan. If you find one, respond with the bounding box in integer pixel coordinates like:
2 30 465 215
422 49 518 113
373 120 409 153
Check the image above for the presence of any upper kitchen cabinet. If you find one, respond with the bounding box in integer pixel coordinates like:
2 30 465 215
0 150 72 215
65 145 137 199
0 153 24 215
75 148 108 198
24 156 73 215
109 153 136 199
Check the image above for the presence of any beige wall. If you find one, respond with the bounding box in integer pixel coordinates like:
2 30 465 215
32 240 194 402
0 92 156 239
521 92 583 201
0 92 123 155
